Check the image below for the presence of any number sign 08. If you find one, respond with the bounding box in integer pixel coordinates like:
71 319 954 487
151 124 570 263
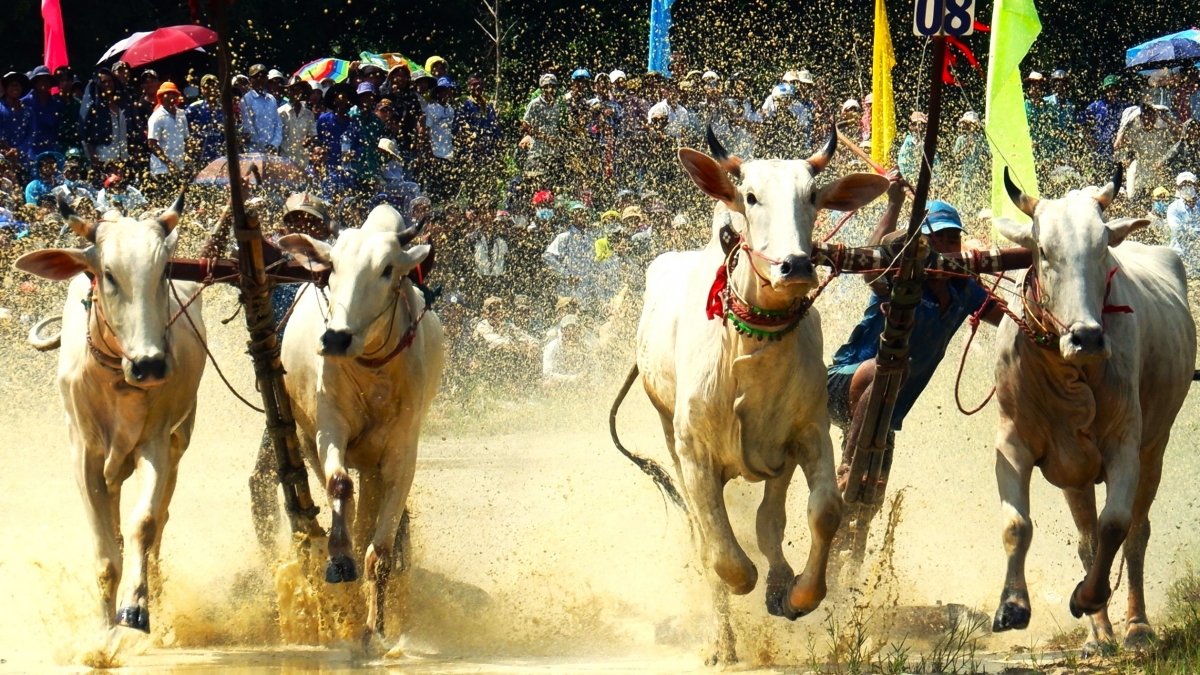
913 0 974 37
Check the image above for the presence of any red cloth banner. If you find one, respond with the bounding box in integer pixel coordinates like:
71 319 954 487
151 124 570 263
42 0 69 72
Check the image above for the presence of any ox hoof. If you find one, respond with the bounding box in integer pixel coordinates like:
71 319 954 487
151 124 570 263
1122 622 1156 652
1081 639 1118 658
1068 580 1109 619
764 566 796 619
116 605 150 633
991 601 1030 632
325 554 359 584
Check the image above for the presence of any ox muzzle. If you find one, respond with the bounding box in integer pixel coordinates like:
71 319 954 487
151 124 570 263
124 355 169 387
1060 322 1110 362
321 329 355 357
773 253 816 287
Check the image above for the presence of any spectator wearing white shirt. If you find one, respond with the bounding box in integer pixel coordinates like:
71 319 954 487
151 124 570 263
646 84 690 139
1115 103 1180 202
278 79 316 168
542 314 593 389
424 77 457 199
1167 172 1200 285
242 64 283 153
147 82 189 176
544 202 599 305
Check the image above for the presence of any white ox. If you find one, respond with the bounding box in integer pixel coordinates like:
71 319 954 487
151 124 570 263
990 168 1196 654
277 204 443 644
15 194 205 633
611 129 888 663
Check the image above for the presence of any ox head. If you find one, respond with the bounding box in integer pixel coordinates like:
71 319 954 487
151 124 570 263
678 125 888 293
279 204 428 358
15 192 185 386
995 165 1149 363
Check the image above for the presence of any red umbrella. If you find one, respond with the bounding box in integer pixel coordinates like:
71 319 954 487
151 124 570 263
118 25 218 68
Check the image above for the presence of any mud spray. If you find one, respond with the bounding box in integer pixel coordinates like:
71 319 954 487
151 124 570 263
3 232 1200 673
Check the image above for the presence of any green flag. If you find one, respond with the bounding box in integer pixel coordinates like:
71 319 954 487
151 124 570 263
986 0 1041 233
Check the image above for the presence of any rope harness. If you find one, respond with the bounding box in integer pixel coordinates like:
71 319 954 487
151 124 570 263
705 225 838 341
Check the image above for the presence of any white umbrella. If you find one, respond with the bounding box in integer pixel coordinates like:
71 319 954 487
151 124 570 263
97 32 151 65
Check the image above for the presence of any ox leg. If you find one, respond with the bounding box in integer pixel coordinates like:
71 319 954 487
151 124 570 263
758 461 796 618
321 426 358 584
678 443 757 595
364 440 419 645
77 443 123 628
1063 486 1116 656
1069 444 1139 618
993 426 1034 633
1122 447 1164 652
116 441 174 633
786 432 842 620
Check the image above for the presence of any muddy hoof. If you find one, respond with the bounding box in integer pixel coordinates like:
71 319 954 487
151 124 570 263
325 554 358 584
1123 622 1155 652
991 601 1030 632
116 605 149 633
1081 639 1117 658
1068 580 1109 619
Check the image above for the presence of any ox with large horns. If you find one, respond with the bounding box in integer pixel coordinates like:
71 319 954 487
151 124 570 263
612 126 889 663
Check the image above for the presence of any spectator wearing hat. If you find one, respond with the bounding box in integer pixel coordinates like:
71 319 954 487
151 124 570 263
425 57 449 79
457 74 500 200
242 64 283 154
95 168 146 215
758 83 810 159
266 69 288 101
544 199 598 305
187 74 226 164
1150 185 1172 220
647 83 690 140
54 66 81 153
316 87 356 177
1167 172 1200 289
22 66 64 161
1025 71 1069 181
897 110 936 184
827 179 1003 511
381 64 425 172
24 151 63 206
423 76 458 198
350 81 386 189
1084 75 1132 178
147 82 190 186
952 111 989 225
466 208 511 298
542 313 593 388
279 79 316 168
521 74 564 187
1116 102 1180 203
0 72 34 165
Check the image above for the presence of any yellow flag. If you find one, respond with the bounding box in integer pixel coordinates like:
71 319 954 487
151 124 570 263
986 0 1041 228
871 0 897 167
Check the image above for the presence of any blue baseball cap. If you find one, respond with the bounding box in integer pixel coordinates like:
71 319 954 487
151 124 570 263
435 76 456 89
920 200 964 234
571 68 591 80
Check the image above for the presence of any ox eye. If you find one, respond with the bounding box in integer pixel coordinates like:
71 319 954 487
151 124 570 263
745 193 757 206
103 271 117 288
382 264 393 279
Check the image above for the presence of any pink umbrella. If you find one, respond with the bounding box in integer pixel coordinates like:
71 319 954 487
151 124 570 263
116 25 218 68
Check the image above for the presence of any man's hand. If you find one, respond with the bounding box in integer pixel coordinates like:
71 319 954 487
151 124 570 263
886 168 910 204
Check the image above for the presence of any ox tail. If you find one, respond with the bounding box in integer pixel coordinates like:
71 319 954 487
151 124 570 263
28 315 62 351
610 363 688 513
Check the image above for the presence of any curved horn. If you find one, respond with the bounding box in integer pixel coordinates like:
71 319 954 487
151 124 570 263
1095 163 1122 210
705 123 742 176
1003 167 1039 218
397 221 424 247
806 124 838 174
158 189 186 234
57 192 95 242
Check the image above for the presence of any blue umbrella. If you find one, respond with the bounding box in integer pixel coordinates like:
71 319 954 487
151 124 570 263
1127 29 1200 69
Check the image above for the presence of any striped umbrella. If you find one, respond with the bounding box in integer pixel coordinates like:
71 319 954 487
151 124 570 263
295 58 351 84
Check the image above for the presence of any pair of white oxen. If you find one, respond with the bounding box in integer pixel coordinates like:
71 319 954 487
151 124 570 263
20 126 1194 663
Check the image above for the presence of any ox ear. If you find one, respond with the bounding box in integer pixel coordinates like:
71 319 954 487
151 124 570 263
14 248 92 281
994 217 1036 249
814 173 890 212
1106 217 1151 247
678 148 739 207
399 243 431 271
277 233 333 272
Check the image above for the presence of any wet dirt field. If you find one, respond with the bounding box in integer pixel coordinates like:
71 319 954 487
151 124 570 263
2 278 1199 673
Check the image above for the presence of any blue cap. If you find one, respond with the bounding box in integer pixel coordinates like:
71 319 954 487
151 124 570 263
435 76 456 89
356 81 375 95
920 200 964 234
571 68 591 80
772 83 794 98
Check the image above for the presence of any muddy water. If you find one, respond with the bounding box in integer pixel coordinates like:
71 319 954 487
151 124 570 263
2 276 1199 673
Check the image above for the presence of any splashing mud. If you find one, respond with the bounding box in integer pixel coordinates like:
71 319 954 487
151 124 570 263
2 272 1200 673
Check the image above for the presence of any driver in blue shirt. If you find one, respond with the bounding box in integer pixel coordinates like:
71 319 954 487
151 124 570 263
827 174 1004 565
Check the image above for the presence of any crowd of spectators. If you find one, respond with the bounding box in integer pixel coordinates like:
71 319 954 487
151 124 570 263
3 50 1200 391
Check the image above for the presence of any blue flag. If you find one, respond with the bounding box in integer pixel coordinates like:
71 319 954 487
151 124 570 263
648 0 674 75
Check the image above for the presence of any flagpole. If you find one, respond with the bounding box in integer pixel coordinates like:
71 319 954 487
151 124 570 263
843 34 947 507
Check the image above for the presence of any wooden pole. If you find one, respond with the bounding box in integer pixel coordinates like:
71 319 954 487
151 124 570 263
212 0 320 535
843 35 948 506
